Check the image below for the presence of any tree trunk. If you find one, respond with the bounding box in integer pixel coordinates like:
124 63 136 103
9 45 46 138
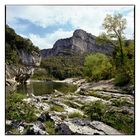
118 37 124 65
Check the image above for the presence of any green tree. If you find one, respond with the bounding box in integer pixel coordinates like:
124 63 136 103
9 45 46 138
97 14 127 66
84 53 112 81
115 40 134 86
98 14 134 86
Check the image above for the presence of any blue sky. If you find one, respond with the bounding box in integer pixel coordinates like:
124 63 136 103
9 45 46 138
6 6 134 49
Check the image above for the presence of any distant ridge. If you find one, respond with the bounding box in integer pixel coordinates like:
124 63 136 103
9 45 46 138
41 29 114 58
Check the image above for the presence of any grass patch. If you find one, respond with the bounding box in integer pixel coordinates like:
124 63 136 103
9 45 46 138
68 112 83 119
6 92 37 122
50 104 64 112
44 120 55 134
111 98 134 107
82 100 134 134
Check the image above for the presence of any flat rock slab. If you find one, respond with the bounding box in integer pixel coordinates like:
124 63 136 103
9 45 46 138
90 121 122 135
57 119 122 135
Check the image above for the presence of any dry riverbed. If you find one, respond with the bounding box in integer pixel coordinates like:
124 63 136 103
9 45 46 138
6 78 134 135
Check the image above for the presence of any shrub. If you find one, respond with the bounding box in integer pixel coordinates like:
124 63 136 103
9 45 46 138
84 53 113 81
114 71 130 86
50 104 64 112
114 61 134 86
103 109 134 134
115 41 134 86
82 100 108 121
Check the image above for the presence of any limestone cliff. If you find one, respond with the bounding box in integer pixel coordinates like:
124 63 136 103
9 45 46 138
41 29 114 58
6 25 41 92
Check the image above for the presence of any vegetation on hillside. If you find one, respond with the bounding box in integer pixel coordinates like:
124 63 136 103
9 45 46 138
6 25 39 65
40 55 84 80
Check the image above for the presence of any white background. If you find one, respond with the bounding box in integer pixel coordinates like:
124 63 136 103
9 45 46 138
0 0 139 139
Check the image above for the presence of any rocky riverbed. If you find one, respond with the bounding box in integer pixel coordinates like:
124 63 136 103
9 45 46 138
6 78 134 135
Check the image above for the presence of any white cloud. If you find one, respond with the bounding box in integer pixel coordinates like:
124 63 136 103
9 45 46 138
124 11 134 39
28 34 48 49
6 6 134 48
26 29 73 49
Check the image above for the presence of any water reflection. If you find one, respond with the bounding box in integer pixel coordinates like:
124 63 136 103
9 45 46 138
17 82 34 96
16 80 77 96
17 81 63 96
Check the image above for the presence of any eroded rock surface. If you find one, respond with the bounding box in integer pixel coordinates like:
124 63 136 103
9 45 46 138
57 119 122 135
41 29 114 58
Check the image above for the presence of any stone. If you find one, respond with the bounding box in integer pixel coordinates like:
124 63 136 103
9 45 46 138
41 29 114 58
57 119 105 135
25 121 48 135
6 120 12 125
38 113 53 122
89 121 122 135
57 119 122 135
18 126 24 134
11 120 24 128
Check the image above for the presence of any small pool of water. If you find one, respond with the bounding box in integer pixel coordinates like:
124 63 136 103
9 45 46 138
16 80 77 96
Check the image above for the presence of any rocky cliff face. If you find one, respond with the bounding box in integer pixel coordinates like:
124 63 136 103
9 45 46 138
17 49 41 66
6 52 41 93
6 25 41 92
41 29 114 58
